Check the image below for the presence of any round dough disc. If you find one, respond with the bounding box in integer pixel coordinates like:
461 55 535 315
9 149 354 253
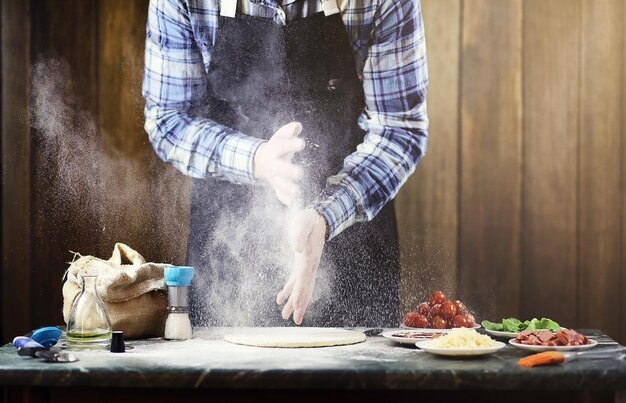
223 327 366 348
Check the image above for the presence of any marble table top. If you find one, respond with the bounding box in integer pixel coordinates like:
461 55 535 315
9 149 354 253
1 328 624 390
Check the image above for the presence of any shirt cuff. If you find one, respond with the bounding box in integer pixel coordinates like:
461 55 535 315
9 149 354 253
313 184 359 241
219 130 265 184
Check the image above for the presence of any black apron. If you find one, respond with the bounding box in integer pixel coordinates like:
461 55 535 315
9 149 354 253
187 4 400 327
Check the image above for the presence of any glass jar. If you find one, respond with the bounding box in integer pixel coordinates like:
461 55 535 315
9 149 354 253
66 274 112 349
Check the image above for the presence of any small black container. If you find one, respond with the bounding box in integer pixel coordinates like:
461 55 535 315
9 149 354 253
110 331 125 353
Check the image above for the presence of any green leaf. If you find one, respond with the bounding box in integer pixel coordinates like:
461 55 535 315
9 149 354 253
502 318 524 332
487 317 561 332
524 317 560 331
481 320 503 331
525 318 539 331
535 318 560 331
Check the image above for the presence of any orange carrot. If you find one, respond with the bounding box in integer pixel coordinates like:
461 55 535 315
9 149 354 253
518 351 565 368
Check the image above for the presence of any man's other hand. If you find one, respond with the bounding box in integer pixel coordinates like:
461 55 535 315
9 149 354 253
253 122 305 207
276 209 327 325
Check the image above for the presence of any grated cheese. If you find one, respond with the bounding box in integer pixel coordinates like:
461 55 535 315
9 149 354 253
430 328 497 348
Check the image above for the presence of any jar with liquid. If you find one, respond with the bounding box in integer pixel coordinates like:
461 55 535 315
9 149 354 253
66 274 112 349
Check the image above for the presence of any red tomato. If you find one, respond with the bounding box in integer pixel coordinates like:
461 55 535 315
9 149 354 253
404 312 429 328
441 302 457 319
403 312 421 328
452 315 469 328
431 316 447 329
417 302 430 316
453 300 466 316
415 314 429 328
429 291 447 305
464 314 476 327
429 304 442 318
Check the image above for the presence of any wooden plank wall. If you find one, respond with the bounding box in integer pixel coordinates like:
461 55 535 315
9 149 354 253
0 0 3 343
30 0 99 332
98 0 191 265
0 0 3 349
398 0 460 314
1 0 31 343
521 0 578 327
622 0 626 344
459 0 523 320
1 0 625 344
578 0 623 341
399 0 625 343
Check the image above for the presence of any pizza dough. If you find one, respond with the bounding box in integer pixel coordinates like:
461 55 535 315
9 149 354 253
223 327 366 348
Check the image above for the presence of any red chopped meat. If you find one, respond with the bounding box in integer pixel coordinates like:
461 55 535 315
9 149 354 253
555 334 569 346
537 331 553 342
514 328 590 347
519 330 533 338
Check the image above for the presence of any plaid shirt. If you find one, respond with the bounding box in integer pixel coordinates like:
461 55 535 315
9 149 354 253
143 0 428 240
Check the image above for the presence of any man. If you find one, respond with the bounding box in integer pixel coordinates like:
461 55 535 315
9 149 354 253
143 0 428 327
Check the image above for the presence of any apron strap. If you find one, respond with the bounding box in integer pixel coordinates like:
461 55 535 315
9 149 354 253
321 0 340 16
221 0 339 18
220 0 237 18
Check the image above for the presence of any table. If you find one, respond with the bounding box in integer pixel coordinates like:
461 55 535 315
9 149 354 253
1 328 624 403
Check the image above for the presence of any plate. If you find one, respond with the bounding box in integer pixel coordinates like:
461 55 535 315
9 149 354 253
401 324 481 332
415 340 506 357
484 328 520 339
508 338 598 352
382 330 447 345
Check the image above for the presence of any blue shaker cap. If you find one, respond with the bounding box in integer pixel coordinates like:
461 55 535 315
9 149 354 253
164 266 194 286
31 326 62 348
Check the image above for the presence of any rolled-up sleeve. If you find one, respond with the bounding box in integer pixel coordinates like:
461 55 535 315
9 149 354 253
143 0 263 182
315 0 429 241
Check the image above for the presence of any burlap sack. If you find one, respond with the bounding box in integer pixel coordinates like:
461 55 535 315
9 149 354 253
62 243 168 339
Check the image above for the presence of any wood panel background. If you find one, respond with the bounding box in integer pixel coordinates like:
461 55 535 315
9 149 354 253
2 0 625 344
398 0 626 343
30 0 100 338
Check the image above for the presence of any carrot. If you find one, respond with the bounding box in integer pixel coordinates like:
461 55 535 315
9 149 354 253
518 351 565 368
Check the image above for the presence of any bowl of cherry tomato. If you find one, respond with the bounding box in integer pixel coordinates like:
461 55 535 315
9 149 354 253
402 291 478 331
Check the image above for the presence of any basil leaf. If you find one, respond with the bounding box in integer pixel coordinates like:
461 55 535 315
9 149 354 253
481 320 503 331
484 317 561 332
502 318 524 332
536 317 560 331
525 318 540 331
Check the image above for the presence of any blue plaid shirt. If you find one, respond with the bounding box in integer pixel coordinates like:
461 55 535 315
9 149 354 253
143 0 428 240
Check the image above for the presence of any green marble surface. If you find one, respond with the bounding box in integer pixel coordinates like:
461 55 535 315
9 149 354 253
1 328 624 390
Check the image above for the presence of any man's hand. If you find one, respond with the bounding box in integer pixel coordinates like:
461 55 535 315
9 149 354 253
276 209 327 325
253 122 305 207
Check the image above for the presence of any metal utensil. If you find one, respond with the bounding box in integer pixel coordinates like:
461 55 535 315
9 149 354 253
363 328 384 337
35 350 79 363
17 346 49 357
345 328 384 337
561 347 626 362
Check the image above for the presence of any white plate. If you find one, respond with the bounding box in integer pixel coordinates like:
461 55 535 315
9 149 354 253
508 338 598 352
415 340 506 357
382 329 447 345
484 328 520 339
401 324 481 332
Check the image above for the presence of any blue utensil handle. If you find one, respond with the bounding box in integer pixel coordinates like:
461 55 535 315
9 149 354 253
13 336 44 349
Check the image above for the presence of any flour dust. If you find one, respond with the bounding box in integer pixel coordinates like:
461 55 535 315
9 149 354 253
30 58 334 328
30 59 188 261
189 186 333 327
